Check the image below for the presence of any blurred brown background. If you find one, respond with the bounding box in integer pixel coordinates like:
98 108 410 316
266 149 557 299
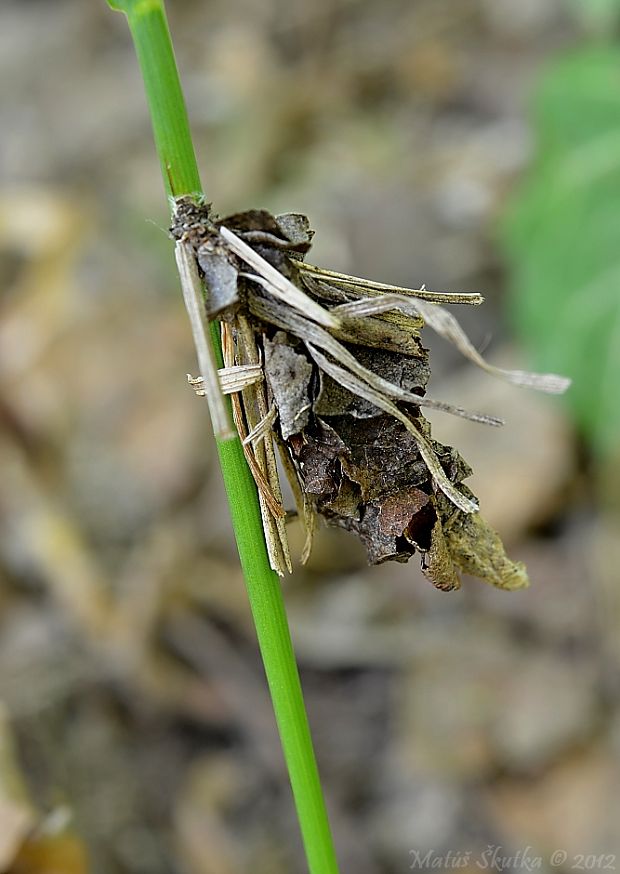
1 1 619 873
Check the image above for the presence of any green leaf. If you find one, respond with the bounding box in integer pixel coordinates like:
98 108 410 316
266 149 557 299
106 0 156 12
503 47 620 454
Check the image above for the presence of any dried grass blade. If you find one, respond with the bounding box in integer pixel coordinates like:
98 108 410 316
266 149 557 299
420 399 504 426
301 274 425 342
334 294 571 394
403 300 572 393
187 364 263 396
229 390 286 519
243 405 278 447
293 261 483 305
219 227 339 329
235 316 292 574
175 241 235 440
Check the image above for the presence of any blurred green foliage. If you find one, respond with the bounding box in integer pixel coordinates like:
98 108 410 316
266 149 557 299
568 0 620 30
504 46 620 455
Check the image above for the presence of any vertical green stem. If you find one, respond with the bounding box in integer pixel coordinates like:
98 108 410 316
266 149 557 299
106 2 339 872
116 0 201 199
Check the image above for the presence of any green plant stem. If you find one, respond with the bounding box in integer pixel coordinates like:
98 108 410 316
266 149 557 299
106 2 339 872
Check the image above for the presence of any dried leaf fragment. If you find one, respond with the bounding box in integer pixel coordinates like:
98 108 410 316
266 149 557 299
263 333 314 440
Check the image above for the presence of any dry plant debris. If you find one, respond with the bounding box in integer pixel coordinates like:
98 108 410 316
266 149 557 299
171 197 569 591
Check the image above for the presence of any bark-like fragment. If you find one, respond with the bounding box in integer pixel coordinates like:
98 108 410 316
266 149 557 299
275 213 314 252
264 332 314 439
196 241 239 319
